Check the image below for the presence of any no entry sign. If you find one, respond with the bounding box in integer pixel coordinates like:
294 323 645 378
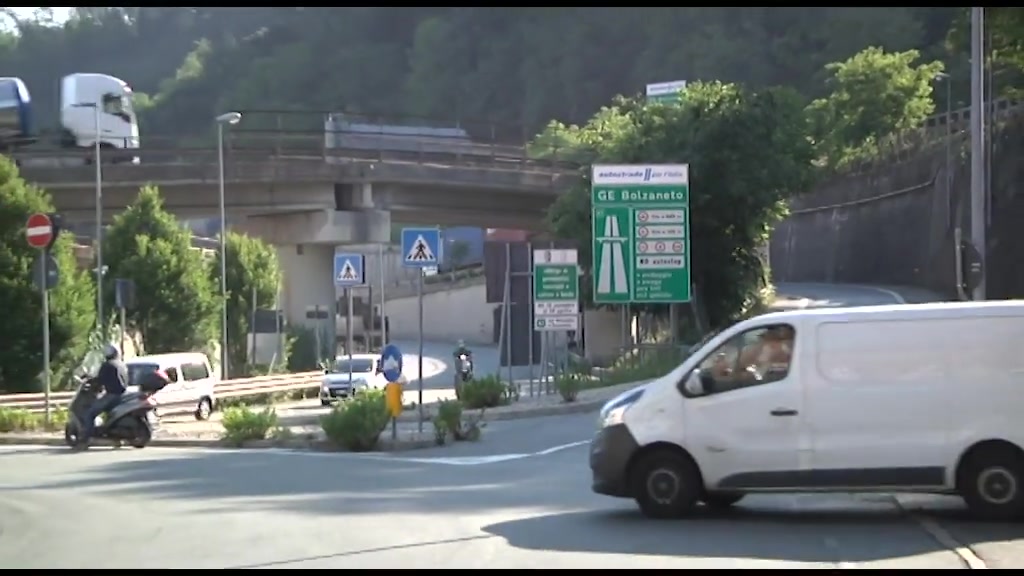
25 213 54 249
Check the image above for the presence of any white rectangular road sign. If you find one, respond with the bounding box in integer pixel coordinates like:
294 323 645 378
534 301 579 317
533 248 578 265
534 316 579 332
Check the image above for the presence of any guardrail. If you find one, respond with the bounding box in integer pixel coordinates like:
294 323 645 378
0 371 326 414
8 130 583 175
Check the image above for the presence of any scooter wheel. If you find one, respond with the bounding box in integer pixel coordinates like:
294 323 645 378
64 423 79 447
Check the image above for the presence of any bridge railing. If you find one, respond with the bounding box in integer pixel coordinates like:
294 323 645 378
8 113 585 174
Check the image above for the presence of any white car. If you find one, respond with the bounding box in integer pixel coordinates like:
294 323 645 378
319 354 387 406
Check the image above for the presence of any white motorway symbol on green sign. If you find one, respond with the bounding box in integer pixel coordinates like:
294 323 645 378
532 248 579 332
591 164 690 304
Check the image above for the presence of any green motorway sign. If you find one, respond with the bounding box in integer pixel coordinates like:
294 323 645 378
591 164 691 304
645 80 687 104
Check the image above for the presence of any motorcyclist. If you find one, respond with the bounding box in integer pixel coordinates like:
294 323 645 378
453 339 472 363
79 343 129 444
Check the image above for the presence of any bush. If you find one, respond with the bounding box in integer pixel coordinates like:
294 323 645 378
432 399 484 445
554 374 584 403
320 389 390 451
460 374 509 409
0 406 69 432
221 406 278 445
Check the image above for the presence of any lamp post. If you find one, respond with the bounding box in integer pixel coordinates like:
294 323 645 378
73 102 104 329
934 72 952 226
215 112 242 379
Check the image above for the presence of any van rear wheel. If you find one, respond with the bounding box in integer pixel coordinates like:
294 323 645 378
958 444 1024 521
630 449 701 519
194 397 213 421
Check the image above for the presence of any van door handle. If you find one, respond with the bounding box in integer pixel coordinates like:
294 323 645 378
770 408 798 417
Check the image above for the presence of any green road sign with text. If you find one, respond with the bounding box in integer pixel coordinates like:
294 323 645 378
591 164 691 304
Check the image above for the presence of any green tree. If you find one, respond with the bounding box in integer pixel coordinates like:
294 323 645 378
209 231 282 375
542 82 815 328
103 186 218 354
0 157 95 393
807 47 944 169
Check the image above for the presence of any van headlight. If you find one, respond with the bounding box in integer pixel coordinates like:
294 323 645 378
601 405 629 428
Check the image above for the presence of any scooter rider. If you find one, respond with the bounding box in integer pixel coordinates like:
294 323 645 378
79 343 129 444
453 339 472 363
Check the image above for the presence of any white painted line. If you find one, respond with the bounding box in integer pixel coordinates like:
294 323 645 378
912 514 987 569
864 285 906 304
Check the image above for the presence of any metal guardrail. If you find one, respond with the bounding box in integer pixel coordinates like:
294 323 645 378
8 130 583 174
0 371 325 413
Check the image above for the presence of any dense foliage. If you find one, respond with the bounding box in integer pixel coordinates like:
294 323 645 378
211 231 282 376
3 8 1011 141
541 82 814 328
0 156 95 392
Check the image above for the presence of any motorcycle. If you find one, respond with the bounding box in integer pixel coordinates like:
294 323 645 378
64 371 167 450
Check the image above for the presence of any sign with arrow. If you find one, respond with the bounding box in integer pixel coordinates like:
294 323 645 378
379 343 403 383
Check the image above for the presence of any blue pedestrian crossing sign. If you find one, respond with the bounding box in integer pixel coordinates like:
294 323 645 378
401 227 441 269
379 343 403 383
333 253 365 287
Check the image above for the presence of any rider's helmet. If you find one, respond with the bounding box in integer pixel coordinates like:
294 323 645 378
102 343 120 360
457 339 466 350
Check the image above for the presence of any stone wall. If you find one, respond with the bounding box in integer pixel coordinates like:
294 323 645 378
770 117 1024 300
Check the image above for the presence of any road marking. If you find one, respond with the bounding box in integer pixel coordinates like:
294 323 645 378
862 285 906 304
912 514 987 569
822 537 857 569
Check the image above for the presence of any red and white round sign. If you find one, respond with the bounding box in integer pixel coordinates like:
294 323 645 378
637 211 649 222
25 213 54 249
637 226 649 237
673 242 684 252
638 242 648 253
655 242 666 252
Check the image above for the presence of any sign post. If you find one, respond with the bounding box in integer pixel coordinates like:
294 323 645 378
532 248 580 332
401 227 441 433
26 212 59 426
380 344 404 441
334 252 366 382
591 164 691 305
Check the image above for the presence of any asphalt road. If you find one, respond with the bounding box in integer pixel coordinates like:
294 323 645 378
2 410 1022 569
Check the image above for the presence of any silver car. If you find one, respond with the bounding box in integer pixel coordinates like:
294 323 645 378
319 355 386 406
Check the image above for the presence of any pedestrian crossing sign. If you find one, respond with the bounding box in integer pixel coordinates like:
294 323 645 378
401 227 441 269
333 253 365 287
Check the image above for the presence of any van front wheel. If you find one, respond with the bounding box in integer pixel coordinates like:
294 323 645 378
630 449 701 519
959 445 1024 521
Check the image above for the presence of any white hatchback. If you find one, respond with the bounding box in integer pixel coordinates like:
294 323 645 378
319 354 387 406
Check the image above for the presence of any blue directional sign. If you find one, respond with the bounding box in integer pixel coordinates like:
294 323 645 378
333 253 365 287
401 227 442 269
379 343 403 383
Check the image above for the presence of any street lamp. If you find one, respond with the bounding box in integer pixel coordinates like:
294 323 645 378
73 102 104 329
215 111 242 379
933 72 952 226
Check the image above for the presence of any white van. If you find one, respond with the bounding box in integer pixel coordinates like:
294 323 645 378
590 300 1024 521
126 353 219 421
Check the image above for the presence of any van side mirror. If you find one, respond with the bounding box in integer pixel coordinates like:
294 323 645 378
323 369 330 375
678 369 715 397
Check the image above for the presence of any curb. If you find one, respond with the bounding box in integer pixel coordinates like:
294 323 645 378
396 396 607 424
0 434 436 453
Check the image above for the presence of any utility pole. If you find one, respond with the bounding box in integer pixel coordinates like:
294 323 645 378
969 6 987 300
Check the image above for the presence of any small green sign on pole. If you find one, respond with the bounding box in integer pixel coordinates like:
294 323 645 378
591 164 691 304
645 80 687 104
532 248 579 332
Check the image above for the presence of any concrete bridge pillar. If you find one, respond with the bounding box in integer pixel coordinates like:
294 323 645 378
239 207 391 334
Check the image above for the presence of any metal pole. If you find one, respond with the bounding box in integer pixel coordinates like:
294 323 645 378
42 255 52 427
417 271 424 433
314 306 322 363
346 288 354 382
527 244 535 397
119 306 126 356
250 284 258 365
218 123 230 378
378 244 386 347
945 77 952 227
969 6 987 301
94 104 103 331
504 242 512 390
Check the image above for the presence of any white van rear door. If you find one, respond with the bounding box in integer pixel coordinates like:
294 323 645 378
683 322 805 490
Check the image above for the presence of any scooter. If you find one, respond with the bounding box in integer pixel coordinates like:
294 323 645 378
64 373 166 450
457 353 474 382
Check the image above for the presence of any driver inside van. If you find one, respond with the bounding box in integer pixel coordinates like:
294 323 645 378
706 325 795 388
